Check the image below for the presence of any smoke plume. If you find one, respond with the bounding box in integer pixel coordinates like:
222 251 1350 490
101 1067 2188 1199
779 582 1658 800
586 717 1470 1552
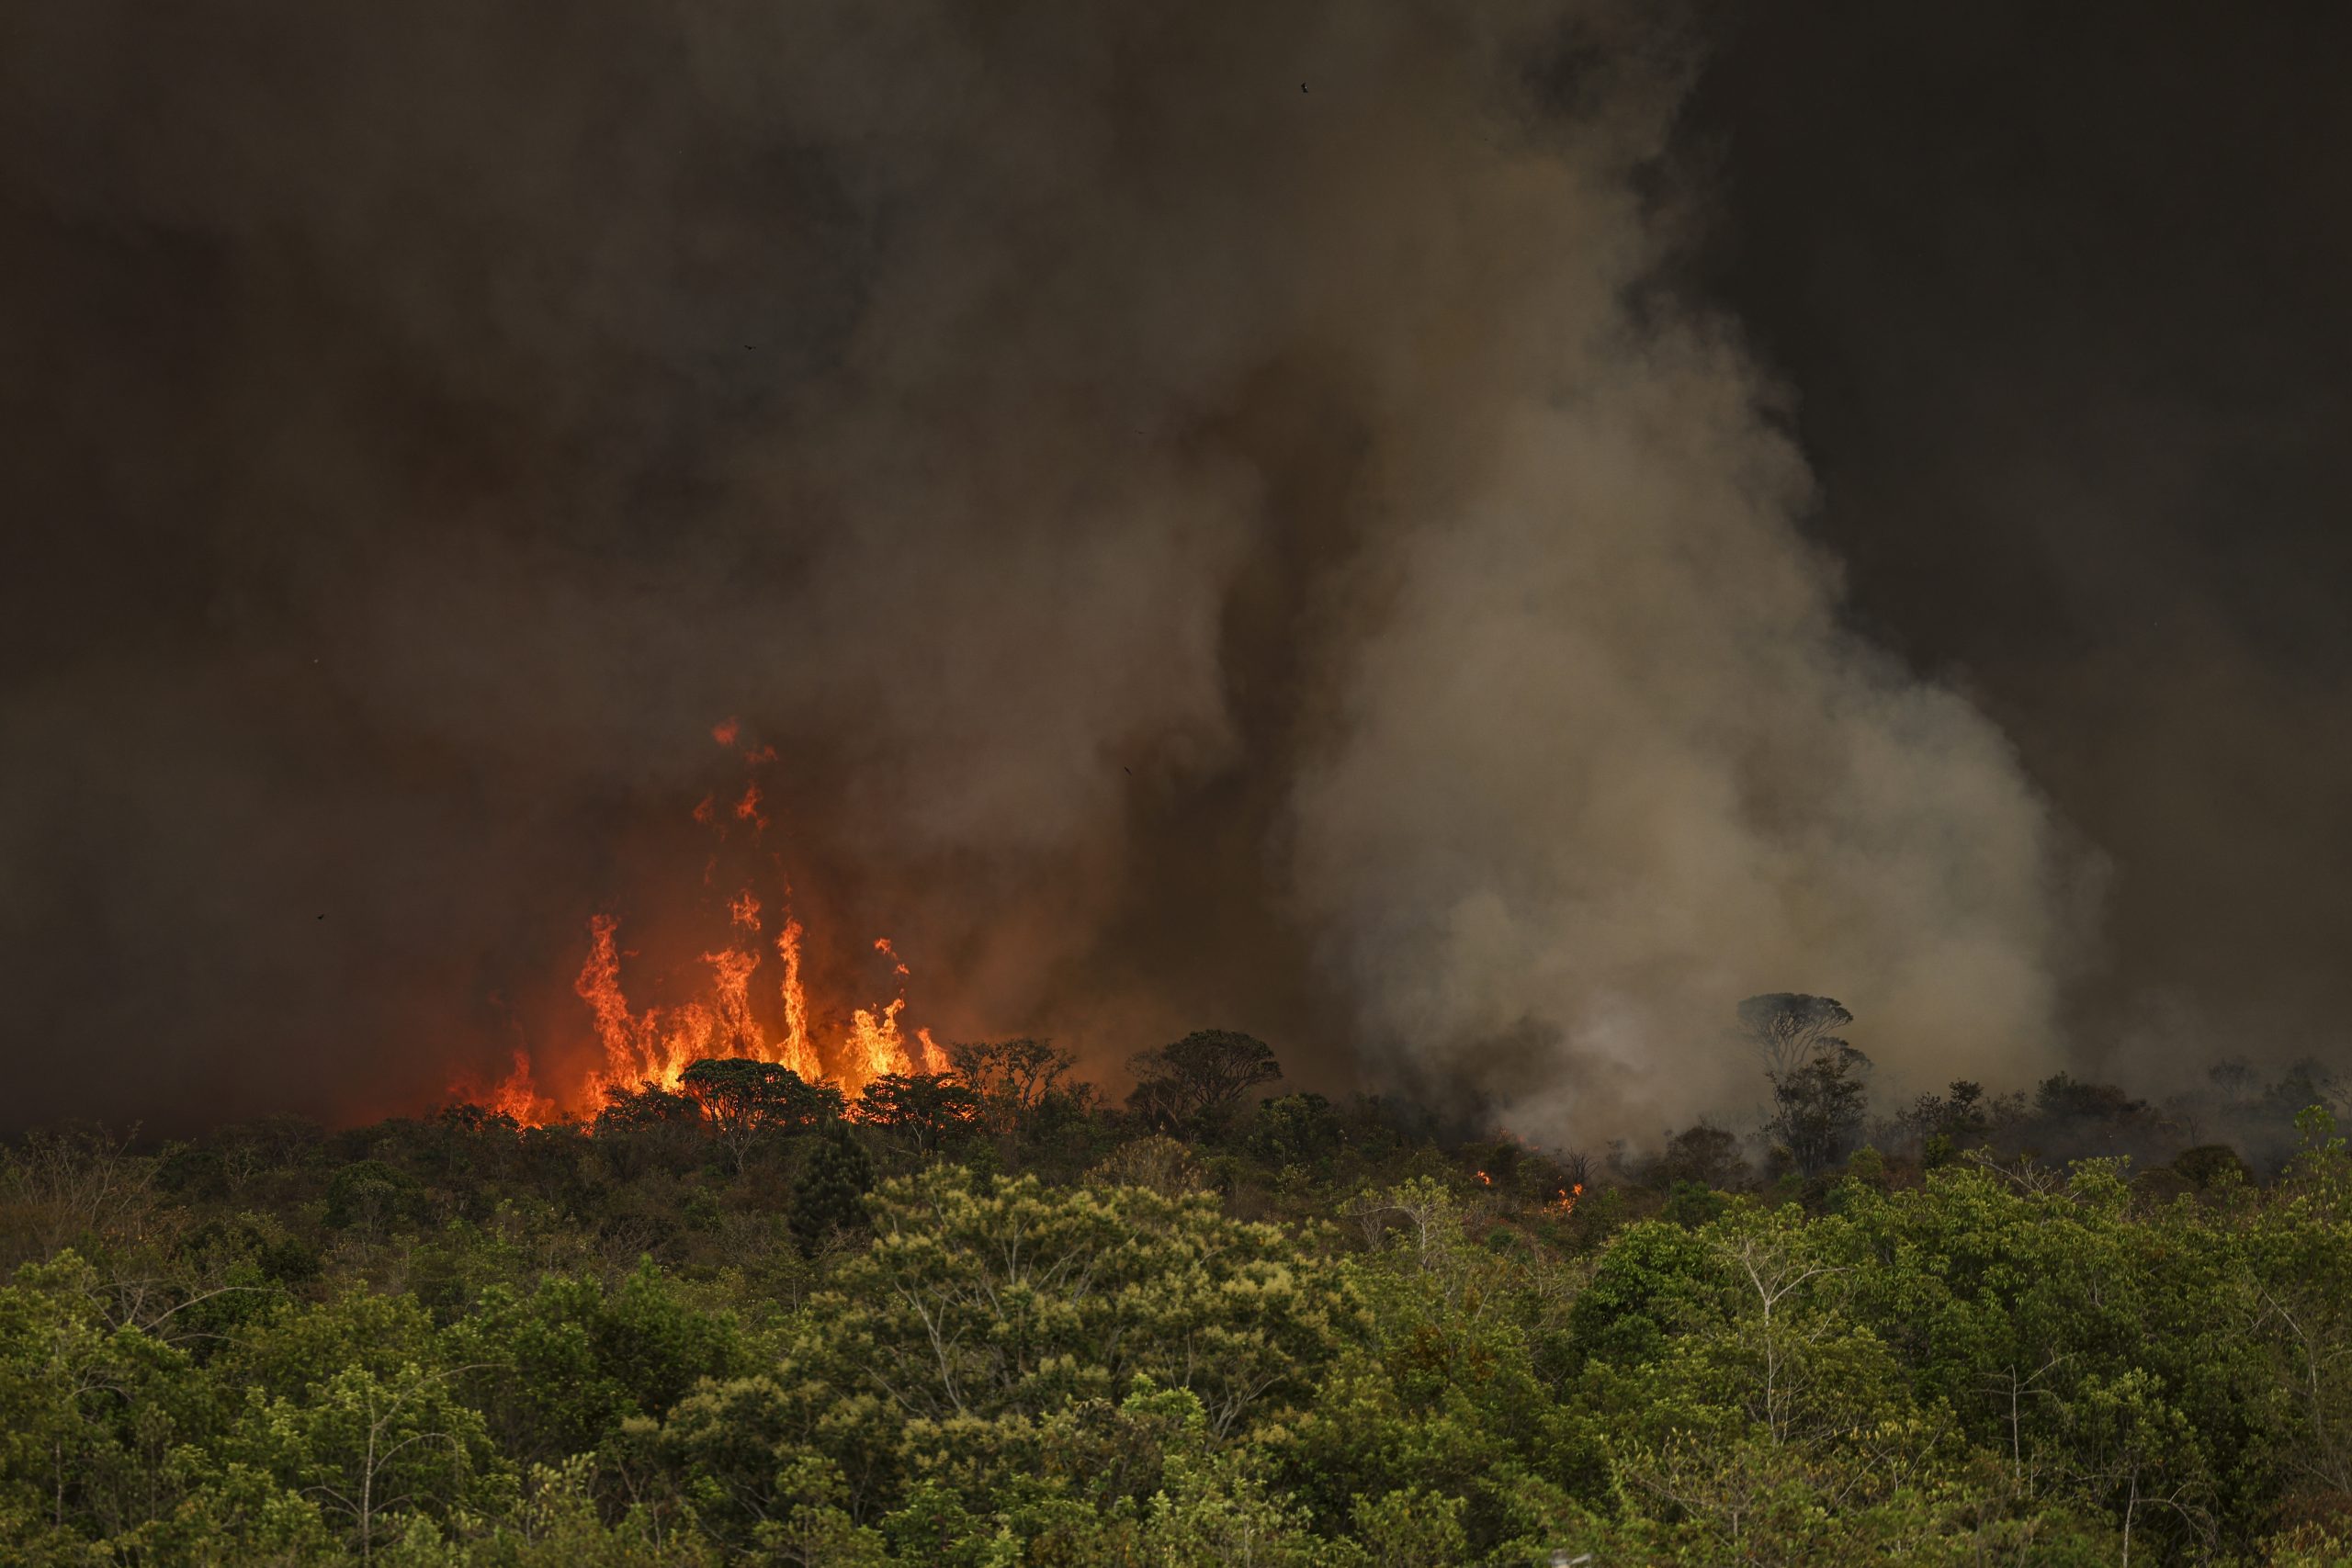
0 0 2088 1135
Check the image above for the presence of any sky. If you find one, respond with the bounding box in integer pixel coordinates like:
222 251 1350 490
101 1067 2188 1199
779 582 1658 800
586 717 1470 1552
2 1 2345 1135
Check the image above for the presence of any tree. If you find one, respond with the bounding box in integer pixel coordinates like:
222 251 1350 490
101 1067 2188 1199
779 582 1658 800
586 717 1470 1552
1764 1043 1872 1177
1736 994 1854 1083
792 1166 1345 1437
789 1124 875 1256
1896 1079 1995 1157
1126 1030 1283 1134
680 1058 842 1171
591 1083 703 1134
322 1161 429 1235
1248 1093 1344 1167
855 1073 980 1156
238 1359 502 1563
1739 995 1870 1176
1647 1122 1751 1191
940 1038 1079 1136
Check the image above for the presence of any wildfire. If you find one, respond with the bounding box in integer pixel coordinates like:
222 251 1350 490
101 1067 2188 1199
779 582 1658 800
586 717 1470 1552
462 722 942 1125
1550 1182 1585 1216
476 1049 556 1126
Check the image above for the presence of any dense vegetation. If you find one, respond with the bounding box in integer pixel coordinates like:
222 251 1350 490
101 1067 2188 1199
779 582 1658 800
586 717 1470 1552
6 1021 2352 1565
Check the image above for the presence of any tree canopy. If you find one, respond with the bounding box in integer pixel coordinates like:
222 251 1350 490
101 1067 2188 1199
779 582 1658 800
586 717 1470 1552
5 1028 2351 1564
1126 1028 1284 1132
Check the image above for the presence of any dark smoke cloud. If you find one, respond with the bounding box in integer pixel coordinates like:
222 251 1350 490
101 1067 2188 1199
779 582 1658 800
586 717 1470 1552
0 0 2125 1135
1673 2 2352 1099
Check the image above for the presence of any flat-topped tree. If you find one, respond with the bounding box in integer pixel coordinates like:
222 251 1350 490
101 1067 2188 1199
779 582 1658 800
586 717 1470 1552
1738 994 1871 1176
856 1073 982 1155
679 1058 843 1172
939 1037 1076 1135
1126 1029 1283 1134
1736 993 1855 1081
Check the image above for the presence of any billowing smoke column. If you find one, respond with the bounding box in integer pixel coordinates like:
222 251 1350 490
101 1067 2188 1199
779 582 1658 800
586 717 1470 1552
0 0 2087 1135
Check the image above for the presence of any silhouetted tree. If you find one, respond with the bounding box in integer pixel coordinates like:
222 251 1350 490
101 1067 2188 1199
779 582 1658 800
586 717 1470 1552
2033 1072 2145 1124
1740 994 1870 1176
2262 1057 2346 1124
2172 1144 2252 1190
1737 993 1854 1080
856 1073 982 1155
1126 1030 1283 1134
592 1083 702 1134
941 1037 1078 1135
680 1059 842 1171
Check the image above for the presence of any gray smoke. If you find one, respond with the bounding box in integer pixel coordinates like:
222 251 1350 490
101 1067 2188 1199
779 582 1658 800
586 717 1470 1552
0 0 2090 1134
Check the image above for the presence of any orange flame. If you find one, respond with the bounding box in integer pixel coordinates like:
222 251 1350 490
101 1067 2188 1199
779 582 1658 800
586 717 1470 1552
705 945 763 1058
453 1048 554 1126
775 918 821 1081
477 721 946 1125
846 997 913 1092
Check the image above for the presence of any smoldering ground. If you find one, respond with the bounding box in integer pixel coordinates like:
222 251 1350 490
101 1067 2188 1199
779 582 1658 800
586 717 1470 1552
0 1 2125 1136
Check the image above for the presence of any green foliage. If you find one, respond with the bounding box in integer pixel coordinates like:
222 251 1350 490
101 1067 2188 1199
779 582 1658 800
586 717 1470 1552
325 1159 432 1233
801 1167 1348 1436
679 1058 843 1174
681 1057 840 1126
1659 1179 1730 1229
592 1085 703 1135
2172 1143 2252 1190
9 1075 2352 1563
1249 1093 1345 1168
791 1123 876 1256
937 1038 1078 1137
857 1074 983 1156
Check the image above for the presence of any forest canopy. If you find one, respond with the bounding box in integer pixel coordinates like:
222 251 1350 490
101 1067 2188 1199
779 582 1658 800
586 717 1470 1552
4 1021 2351 1565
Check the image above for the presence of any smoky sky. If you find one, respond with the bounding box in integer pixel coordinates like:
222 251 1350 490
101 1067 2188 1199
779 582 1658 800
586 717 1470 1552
0 1 2340 1136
